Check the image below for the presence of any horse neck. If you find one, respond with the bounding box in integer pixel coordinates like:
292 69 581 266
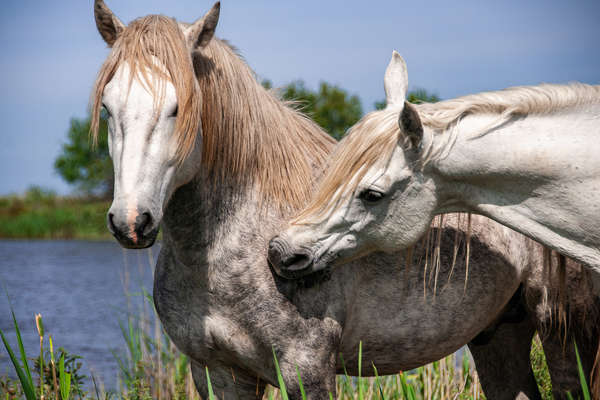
162 39 334 263
195 39 332 205
431 103 600 268
434 104 598 180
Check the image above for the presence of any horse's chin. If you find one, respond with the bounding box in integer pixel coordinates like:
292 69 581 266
113 228 159 249
270 256 334 280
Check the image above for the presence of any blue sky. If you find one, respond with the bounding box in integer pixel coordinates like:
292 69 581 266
1 0 599 195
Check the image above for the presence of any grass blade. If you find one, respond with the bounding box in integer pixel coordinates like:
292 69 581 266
399 372 417 400
295 365 307 400
272 347 289 400
92 374 102 400
205 366 216 400
358 341 364 400
573 341 591 400
338 353 354 397
9 307 33 386
372 363 386 400
59 353 72 400
0 328 36 400
0 289 36 400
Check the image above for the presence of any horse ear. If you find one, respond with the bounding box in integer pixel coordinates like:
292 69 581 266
384 51 408 107
399 102 423 149
185 2 221 50
94 0 125 47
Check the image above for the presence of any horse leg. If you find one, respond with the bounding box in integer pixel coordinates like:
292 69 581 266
190 360 266 400
283 365 336 400
468 315 540 399
541 329 599 399
278 353 337 399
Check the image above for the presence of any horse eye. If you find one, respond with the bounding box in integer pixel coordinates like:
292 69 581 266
170 105 178 118
359 189 385 203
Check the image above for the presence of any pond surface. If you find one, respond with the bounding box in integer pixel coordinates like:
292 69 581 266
0 240 157 391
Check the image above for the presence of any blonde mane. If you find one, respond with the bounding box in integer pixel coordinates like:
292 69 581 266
295 83 600 222
91 15 334 210
91 15 202 162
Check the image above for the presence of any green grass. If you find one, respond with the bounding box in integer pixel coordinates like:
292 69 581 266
0 187 111 240
530 334 553 399
2 296 589 400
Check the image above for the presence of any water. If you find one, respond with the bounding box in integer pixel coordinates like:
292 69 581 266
0 240 157 391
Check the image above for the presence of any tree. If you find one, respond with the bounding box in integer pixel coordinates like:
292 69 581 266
266 80 363 140
374 88 440 110
54 113 113 198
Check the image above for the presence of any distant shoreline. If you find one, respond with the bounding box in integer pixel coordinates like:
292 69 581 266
0 192 112 240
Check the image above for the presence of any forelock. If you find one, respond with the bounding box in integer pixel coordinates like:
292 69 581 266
293 107 405 224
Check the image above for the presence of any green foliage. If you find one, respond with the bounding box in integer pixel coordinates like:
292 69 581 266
34 347 87 395
204 368 216 400
24 186 57 206
358 341 364 400
530 335 553 399
0 375 25 398
122 378 152 400
0 192 110 239
59 354 72 400
0 306 36 400
272 348 289 400
374 88 440 110
573 341 591 400
407 89 440 104
266 80 363 140
266 347 485 400
0 300 88 400
54 113 113 198
295 365 307 400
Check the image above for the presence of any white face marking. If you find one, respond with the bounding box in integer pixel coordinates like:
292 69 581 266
103 60 197 247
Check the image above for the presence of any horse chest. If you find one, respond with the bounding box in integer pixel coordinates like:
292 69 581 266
153 245 264 364
153 254 210 360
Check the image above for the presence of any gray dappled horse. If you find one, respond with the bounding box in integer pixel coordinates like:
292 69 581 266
92 2 599 398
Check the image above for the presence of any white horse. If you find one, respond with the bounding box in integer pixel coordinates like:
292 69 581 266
270 51 600 288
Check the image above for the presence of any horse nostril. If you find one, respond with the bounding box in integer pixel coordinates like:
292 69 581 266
281 254 308 267
267 238 283 264
268 238 278 251
137 212 153 234
282 253 311 270
107 213 117 234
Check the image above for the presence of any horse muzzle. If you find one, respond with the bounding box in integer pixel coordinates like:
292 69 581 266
267 236 318 279
107 204 159 249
